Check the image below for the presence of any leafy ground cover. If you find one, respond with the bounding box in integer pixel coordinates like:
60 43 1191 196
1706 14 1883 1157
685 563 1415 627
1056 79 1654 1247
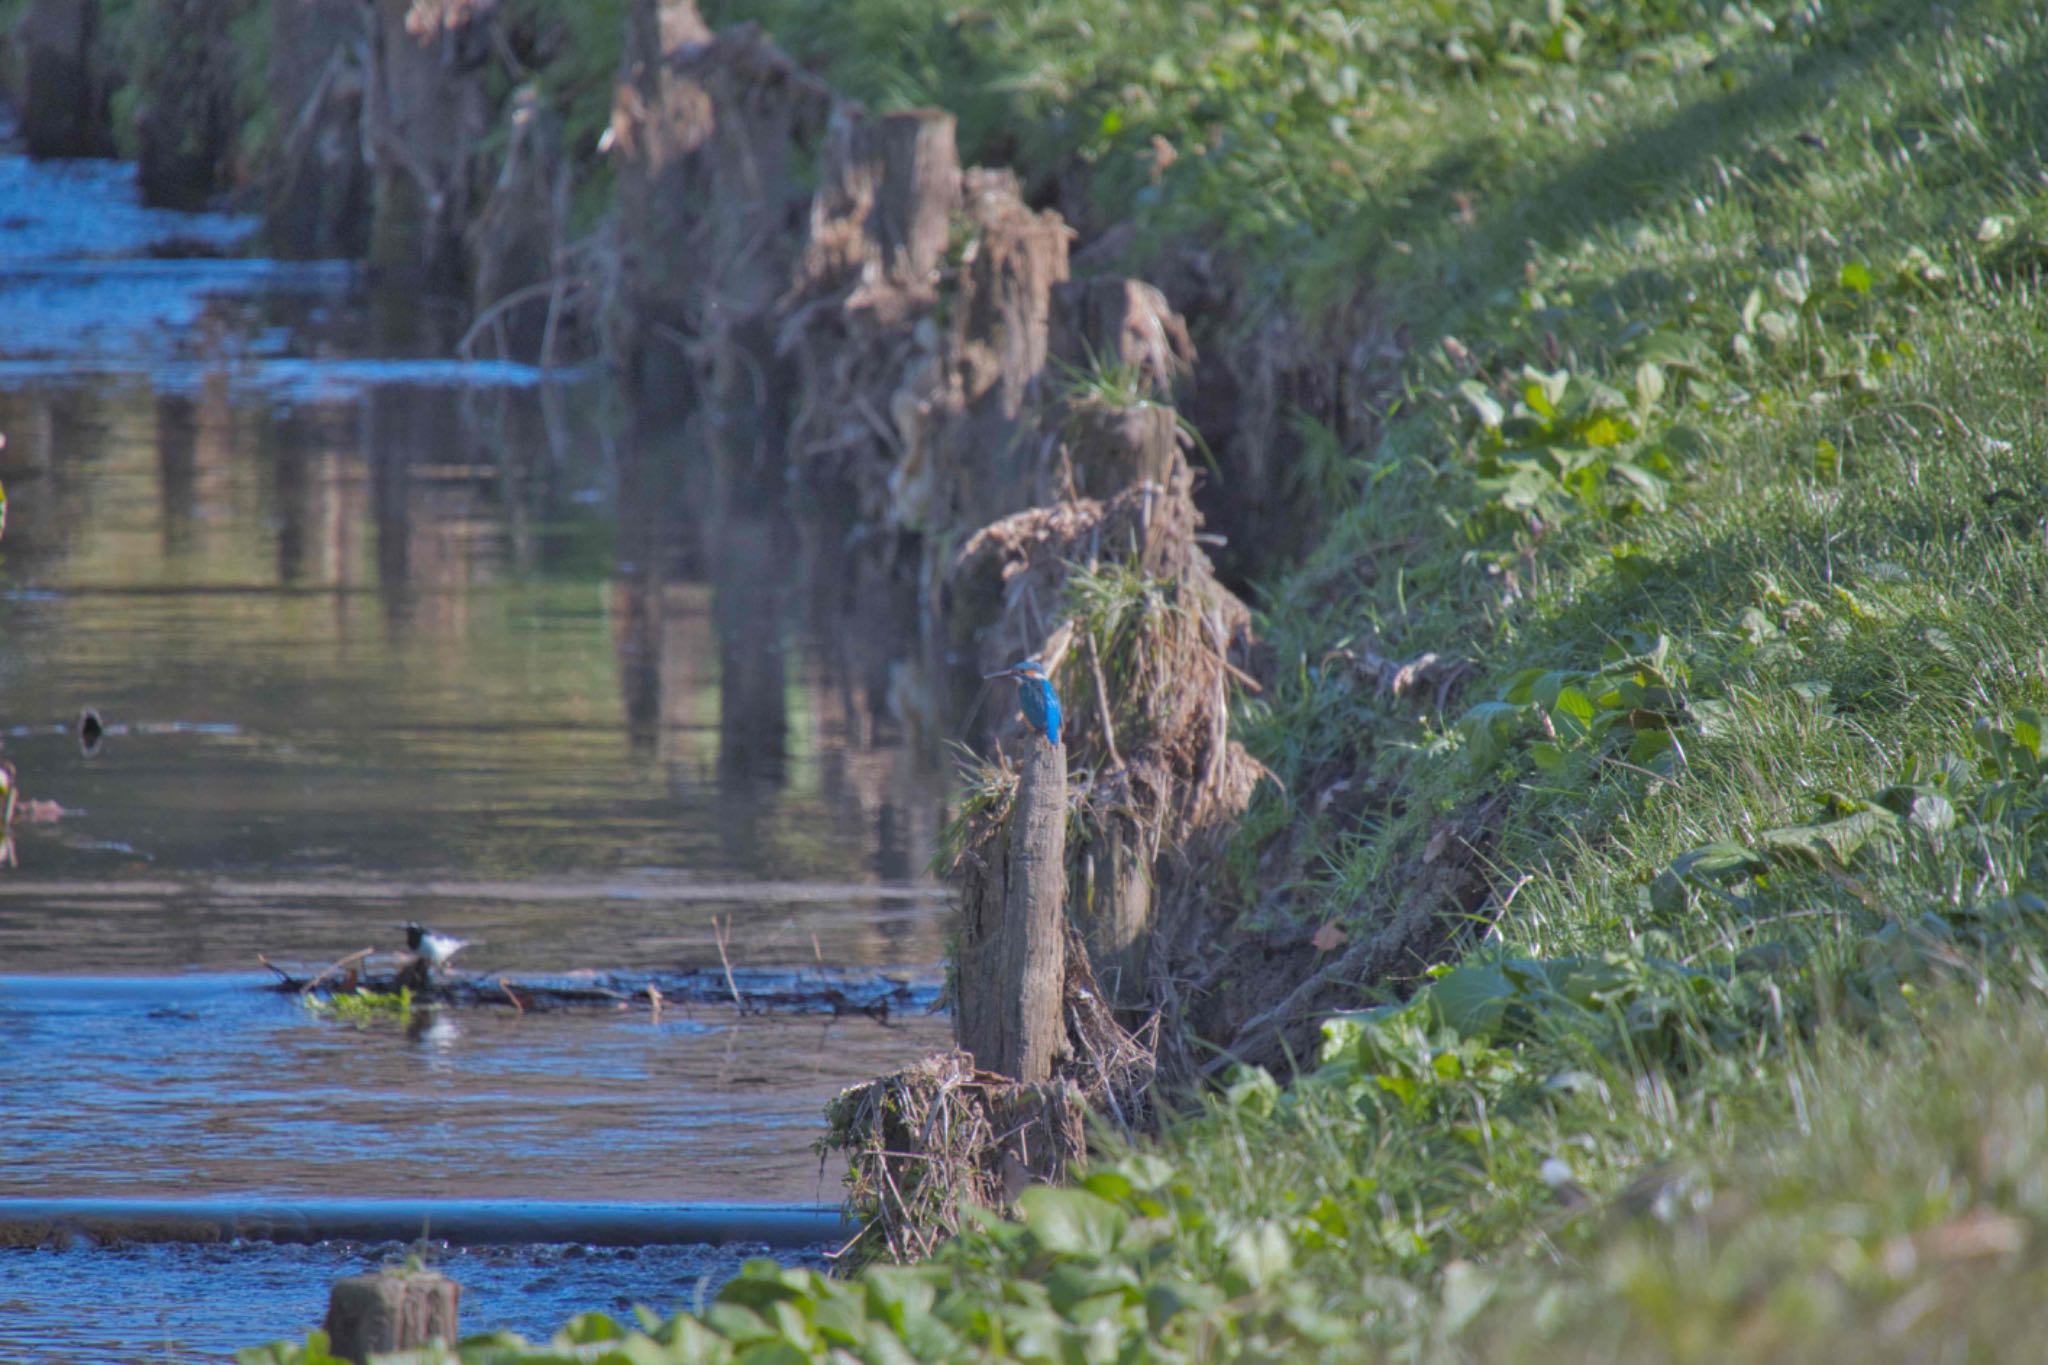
245 0 2048 1359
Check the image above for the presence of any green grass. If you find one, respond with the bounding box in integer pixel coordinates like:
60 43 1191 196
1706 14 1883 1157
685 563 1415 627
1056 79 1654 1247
245 0 2048 1359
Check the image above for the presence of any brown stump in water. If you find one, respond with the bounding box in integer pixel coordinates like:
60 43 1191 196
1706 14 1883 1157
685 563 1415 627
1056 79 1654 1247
324 1270 459 1364
14 0 116 159
959 736 1067 1083
130 0 246 210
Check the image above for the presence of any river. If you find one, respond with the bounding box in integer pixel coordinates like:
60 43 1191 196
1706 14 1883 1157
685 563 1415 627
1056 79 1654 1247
0 151 956 1360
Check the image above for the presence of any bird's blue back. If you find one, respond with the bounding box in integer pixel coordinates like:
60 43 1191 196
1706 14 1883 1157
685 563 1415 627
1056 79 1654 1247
1018 673 1061 746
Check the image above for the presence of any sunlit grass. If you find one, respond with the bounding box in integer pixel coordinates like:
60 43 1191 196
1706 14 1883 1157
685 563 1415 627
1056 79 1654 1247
248 0 2048 1358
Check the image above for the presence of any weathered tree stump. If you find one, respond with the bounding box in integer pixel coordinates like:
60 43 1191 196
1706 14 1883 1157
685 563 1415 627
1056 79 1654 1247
15 0 116 159
959 737 1067 1082
266 0 371 259
131 0 247 210
323 1269 459 1364
364 0 493 295
794 107 960 307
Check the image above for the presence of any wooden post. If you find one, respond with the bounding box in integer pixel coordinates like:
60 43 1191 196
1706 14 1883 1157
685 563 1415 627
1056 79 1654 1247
993 738 1068 1081
323 1270 459 1364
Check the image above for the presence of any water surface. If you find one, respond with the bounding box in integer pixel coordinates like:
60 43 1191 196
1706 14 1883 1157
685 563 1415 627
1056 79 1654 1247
0 152 957 1354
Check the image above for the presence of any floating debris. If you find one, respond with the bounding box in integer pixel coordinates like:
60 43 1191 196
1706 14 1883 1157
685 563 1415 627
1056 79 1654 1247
260 952 939 1022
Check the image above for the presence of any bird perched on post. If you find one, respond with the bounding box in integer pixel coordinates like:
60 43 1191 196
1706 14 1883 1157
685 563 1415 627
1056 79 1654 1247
984 658 1061 746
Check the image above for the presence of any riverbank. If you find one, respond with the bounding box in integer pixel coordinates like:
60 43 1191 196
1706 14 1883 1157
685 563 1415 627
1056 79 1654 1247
16 0 2047 1357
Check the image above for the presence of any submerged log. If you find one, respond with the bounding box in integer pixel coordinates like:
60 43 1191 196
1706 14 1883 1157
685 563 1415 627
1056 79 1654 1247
324 1270 458 1365
261 958 938 1021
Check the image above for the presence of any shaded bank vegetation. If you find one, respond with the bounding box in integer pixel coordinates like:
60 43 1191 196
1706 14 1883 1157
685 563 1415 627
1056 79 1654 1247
7 0 2040 1358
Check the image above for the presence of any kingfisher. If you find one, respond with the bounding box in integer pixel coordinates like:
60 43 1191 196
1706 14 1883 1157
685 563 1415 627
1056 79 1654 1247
984 658 1061 746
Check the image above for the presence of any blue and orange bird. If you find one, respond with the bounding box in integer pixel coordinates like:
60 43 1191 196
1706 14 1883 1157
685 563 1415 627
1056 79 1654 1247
985 658 1061 746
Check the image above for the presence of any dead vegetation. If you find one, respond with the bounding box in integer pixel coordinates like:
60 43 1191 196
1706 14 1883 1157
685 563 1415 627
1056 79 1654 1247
824 921 1155 1265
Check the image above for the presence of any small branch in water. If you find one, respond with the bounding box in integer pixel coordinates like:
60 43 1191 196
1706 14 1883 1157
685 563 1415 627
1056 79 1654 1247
293 947 374 995
457 279 567 361
713 915 742 1009
828 1214 880 1265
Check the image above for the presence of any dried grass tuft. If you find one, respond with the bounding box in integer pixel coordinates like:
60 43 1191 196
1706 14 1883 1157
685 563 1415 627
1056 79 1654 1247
824 918 1155 1266
823 1052 1084 1265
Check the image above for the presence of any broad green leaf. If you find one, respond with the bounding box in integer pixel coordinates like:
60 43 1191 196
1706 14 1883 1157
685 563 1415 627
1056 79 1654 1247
1633 361 1665 410
1019 1185 1127 1257
1553 685 1596 729
1756 310 1796 345
1457 701 1527 772
1082 1170 1135 1204
1650 868 1691 917
1670 842 1767 884
1759 808 1899 867
559 1311 628 1344
1815 437 1840 481
1627 728 1676 768
1502 667 1553 705
1609 460 1668 508
1548 957 1636 1008
1458 379 1503 429
863 1266 938 1333
1840 260 1874 295
1227 1221 1294 1290
1222 1064 1280 1117
1581 414 1627 447
1522 364 1570 409
1440 1262 1495 1334
1772 266 1809 307
1427 964 1515 1039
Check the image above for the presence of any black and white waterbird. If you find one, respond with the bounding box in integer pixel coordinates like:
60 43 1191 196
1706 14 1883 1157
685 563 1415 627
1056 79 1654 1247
401 921 472 973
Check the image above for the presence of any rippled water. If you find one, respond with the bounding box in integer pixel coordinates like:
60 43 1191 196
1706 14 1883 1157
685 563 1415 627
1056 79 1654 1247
0 1239 817 1365
0 153 957 1356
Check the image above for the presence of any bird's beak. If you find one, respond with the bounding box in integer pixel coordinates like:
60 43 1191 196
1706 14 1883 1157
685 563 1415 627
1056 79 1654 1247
983 669 1019 680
